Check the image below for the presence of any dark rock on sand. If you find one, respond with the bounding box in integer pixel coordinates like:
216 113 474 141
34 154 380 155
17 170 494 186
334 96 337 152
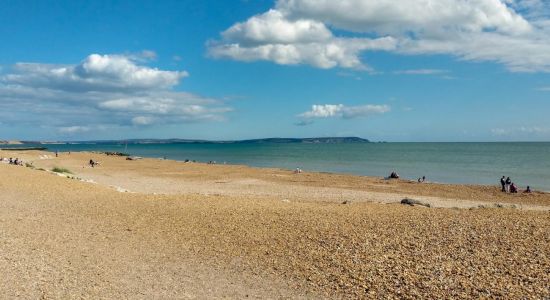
401 198 431 208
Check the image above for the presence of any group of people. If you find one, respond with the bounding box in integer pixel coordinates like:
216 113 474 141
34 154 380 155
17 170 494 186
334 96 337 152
389 171 400 179
386 172 532 194
500 176 531 193
1 157 24 166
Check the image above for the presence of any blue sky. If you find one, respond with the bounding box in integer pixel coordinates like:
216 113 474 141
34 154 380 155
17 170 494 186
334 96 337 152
1 0 549 142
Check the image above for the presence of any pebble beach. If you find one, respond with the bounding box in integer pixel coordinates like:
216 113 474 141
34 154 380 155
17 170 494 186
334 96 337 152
1 150 549 298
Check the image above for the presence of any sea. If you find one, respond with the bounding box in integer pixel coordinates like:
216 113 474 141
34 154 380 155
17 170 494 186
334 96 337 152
3 142 550 191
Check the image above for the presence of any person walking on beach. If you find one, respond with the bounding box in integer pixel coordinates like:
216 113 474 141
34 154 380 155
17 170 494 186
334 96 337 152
500 176 506 192
505 177 512 193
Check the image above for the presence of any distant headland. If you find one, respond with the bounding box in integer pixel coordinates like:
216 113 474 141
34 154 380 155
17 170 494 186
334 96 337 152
3 137 371 145
0 140 23 145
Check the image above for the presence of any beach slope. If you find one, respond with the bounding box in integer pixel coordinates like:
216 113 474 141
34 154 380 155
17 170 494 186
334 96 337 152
0 151 549 298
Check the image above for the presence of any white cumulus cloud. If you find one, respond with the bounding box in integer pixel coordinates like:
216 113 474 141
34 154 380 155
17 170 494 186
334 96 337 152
491 126 550 137
209 0 550 72
222 9 333 45
4 54 187 92
299 104 390 119
394 69 449 75
0 53 231 135
131 116 155 126
277 0 531 35
208 6 397 69
58 126 91 134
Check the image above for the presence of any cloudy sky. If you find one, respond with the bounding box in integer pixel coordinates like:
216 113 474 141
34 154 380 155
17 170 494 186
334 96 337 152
1 0 549 141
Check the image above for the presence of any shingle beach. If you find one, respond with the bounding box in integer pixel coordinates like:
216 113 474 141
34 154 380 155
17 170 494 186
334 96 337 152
1 150 549 298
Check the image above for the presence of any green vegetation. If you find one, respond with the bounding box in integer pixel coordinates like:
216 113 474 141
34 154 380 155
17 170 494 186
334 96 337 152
51 167 72 174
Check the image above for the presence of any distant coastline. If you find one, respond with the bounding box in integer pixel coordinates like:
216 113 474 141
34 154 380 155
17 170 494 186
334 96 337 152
0 140 23 145
10 137 371 145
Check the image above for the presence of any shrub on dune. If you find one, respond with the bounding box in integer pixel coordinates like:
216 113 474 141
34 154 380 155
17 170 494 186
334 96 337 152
51 167 72 174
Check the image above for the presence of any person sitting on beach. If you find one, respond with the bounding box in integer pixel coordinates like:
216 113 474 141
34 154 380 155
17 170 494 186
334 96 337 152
9 158 13 164
294 167 302 174
389 171 399 179
524 186 532 193
89 159 96 168
510 183 518 193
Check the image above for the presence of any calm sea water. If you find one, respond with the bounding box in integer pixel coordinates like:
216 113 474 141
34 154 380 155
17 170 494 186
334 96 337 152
4 142 550 191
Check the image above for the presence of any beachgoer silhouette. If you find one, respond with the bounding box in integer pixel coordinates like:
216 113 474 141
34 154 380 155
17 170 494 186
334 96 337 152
510 183 518 193
500 176 506 192
505 177 512 193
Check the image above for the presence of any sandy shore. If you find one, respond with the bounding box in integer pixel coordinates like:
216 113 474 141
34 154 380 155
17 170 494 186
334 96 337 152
1 150 549 298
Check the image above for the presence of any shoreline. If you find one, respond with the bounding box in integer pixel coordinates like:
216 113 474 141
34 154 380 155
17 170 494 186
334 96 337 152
5 147 548 193
2 149 549 209
4 142 549 191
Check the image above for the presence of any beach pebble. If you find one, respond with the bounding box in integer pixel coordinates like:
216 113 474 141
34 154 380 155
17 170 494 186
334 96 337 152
110 186 131 193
